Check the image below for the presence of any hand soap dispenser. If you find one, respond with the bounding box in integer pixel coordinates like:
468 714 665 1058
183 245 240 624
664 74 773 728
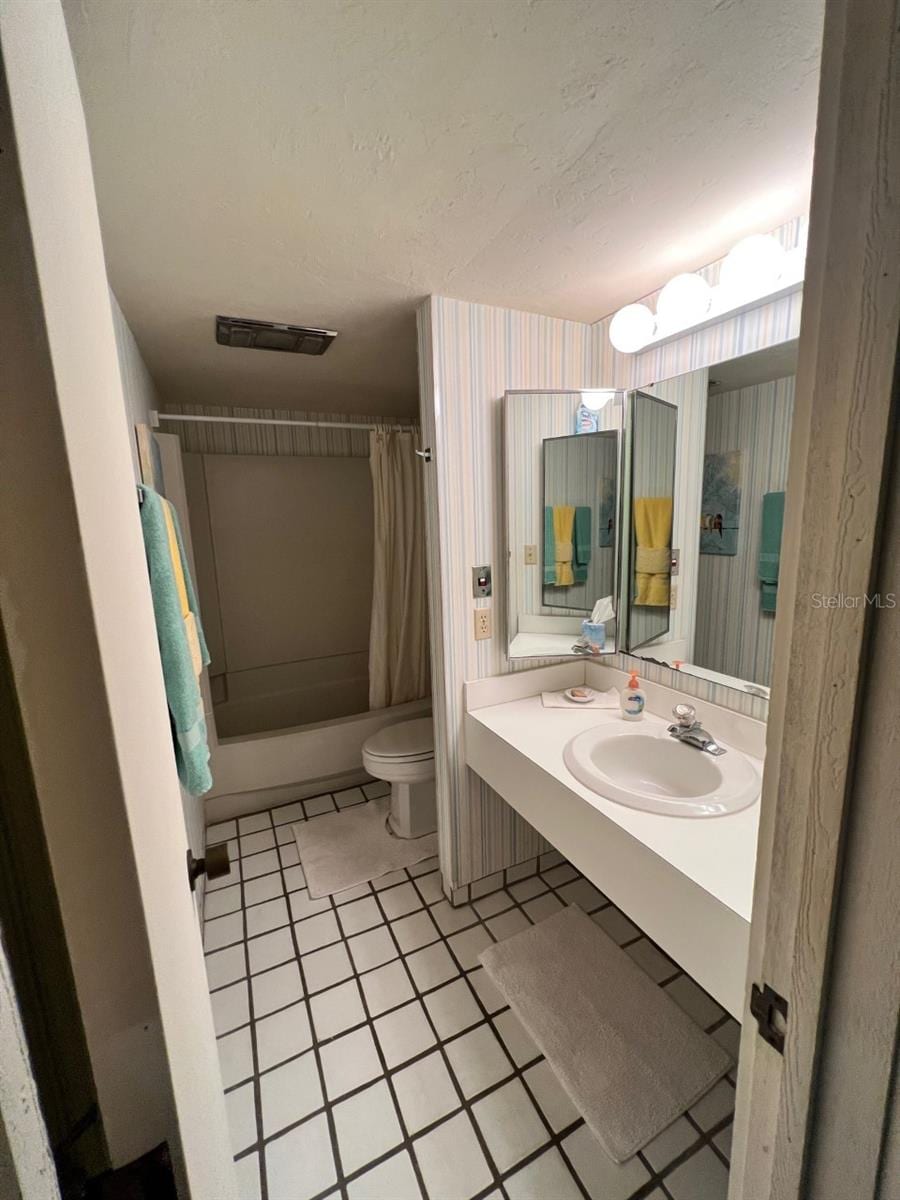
620 672 645 721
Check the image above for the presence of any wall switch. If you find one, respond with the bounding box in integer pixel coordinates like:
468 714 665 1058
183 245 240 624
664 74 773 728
474 609 492 640
472 565 492 598
524 544 538 565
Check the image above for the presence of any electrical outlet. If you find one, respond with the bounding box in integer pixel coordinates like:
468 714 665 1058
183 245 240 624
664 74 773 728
474 608 492 640
524 544 537 565
670 583 678 609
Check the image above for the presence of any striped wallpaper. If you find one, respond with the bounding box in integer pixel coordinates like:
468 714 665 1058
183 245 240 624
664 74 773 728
419 218 804 889
417 302 594 886
693 375 795 686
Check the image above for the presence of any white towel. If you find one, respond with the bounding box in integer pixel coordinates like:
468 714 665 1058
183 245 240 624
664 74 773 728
541 687 620 710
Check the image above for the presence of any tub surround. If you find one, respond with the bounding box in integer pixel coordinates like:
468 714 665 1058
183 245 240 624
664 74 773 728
464 661 764 1016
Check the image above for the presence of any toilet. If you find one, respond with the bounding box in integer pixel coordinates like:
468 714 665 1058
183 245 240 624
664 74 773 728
361 718 436 839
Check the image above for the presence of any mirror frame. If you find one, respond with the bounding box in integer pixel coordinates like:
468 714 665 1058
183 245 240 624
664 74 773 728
504 389 624 661
621 389 678 655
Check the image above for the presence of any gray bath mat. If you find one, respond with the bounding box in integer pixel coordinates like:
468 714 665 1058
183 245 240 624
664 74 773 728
479 905 732 1163
293 797 438 898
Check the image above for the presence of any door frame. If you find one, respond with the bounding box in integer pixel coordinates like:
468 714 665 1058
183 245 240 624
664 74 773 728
0 1 236 1194
730 0 900 1194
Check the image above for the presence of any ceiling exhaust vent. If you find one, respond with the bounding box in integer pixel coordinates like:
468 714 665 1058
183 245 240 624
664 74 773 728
215 315 338 356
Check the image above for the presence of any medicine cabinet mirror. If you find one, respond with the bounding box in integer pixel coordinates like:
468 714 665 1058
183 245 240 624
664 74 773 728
504 390 623 660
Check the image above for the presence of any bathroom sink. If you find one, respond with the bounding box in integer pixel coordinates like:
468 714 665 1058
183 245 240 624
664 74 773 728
563 722 760 817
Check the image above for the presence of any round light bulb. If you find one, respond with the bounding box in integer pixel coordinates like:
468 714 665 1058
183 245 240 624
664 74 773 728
608 304 656 354
655 273 713 332
719 234 787 299
580 389 616 411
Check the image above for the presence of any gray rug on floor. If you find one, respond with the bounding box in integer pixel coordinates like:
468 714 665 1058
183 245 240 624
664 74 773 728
293 797 438 898
479 904 732 1163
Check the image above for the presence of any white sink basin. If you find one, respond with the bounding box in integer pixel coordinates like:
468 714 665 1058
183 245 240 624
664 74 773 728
563 721 760 817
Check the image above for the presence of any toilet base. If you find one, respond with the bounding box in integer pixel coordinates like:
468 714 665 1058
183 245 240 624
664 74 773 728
388 778 437 839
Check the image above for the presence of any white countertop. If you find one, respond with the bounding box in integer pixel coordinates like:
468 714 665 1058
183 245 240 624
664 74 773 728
467 694 760 922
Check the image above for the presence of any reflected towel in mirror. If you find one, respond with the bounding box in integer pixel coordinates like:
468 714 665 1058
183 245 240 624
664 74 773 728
758 490 785 612
553 505 576 586
633 497 672 606
573 506 592 583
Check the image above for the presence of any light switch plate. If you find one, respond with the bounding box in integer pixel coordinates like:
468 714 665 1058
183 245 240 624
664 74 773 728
472 565 492 598
524 545 537 565
474 609 492 640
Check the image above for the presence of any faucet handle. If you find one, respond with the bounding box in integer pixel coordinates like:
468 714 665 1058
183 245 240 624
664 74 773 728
672 703 696 727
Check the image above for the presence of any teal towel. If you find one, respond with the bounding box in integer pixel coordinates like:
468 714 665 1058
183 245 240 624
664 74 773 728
573 506 592 584
543 507 556 586
139 486 213 796
759 491 785 613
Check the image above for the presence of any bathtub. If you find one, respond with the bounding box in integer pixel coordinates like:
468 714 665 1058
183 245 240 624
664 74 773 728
205 695 432 823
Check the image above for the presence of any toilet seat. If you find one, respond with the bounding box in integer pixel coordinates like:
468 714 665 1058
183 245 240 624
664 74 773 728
363 718 434 764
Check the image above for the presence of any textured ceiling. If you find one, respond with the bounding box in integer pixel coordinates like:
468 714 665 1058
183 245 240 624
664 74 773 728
64 0 823 416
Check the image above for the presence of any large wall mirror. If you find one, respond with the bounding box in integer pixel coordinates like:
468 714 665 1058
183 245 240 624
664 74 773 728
622 340 798 696
505 390 623 658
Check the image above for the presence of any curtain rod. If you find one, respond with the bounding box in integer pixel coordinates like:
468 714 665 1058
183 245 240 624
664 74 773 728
151 410 417 433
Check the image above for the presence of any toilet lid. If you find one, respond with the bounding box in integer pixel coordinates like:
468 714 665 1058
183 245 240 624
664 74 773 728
364 718 433 761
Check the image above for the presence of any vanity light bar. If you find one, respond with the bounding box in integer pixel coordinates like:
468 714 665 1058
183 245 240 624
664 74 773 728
608 224 807 355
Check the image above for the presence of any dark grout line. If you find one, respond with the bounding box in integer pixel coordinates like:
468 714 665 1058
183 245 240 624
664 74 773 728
207 796 737 1200
269 812 349 1200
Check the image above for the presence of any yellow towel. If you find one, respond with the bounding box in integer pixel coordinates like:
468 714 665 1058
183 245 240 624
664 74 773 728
184 611 203 677
553 506 576 586
634 497 673 606
162 499 203 677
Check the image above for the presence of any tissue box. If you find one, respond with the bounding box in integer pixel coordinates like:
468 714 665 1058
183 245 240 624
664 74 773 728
581 620 606 649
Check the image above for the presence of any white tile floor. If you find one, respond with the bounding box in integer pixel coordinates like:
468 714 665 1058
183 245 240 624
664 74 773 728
205 783 739 1200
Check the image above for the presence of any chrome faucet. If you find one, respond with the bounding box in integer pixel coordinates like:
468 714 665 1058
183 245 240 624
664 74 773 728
667 704 727 756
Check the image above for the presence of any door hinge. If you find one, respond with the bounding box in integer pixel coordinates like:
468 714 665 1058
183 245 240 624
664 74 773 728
750 981 788 1054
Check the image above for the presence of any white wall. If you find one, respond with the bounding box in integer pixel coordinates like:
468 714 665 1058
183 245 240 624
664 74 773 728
109 290 154 469
0 929 59 1200
189 453 374 736
0 1 235 1190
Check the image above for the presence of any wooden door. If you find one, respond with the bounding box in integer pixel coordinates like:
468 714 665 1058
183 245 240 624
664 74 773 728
729 0 900 1195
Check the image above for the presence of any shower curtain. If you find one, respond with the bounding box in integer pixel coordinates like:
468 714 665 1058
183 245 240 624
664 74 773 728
368 430 430 709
